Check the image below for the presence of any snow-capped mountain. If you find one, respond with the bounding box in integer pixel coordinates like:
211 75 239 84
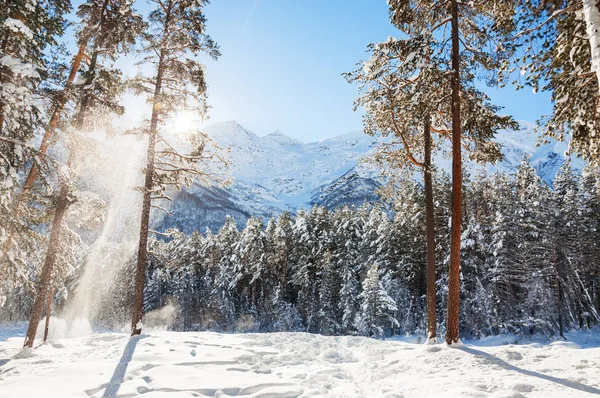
156 120 584 233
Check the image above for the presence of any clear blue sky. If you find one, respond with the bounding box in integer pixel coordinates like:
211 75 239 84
99 0 554 142
196 0 552 142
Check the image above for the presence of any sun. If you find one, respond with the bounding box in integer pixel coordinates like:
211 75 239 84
168 110 198 136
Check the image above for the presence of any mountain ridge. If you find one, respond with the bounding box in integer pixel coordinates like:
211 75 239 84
156 120 584 233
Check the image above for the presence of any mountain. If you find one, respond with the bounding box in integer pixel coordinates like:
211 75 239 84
155 120 584 233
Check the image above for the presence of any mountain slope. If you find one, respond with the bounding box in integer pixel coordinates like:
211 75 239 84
156 120 584 233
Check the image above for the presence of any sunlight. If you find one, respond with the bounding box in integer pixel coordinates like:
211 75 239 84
167 110 199 137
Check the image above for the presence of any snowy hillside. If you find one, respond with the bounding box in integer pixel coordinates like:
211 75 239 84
1 328 599 397
157 121 584 233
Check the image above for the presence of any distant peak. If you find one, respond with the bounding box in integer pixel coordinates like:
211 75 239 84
264 130 302 146
204 120 258 138
211 120 245 131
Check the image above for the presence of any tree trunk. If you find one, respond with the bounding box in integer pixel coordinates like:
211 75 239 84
553 247 565 339
21 43 87 193
74 50 100 128
23 183 70 348
0 35 11 135
446 0 462 345
131 50 166 336
43 286 54 342
282 250 287 300
583 0 600 98
0 42 87 287
424 117 437 340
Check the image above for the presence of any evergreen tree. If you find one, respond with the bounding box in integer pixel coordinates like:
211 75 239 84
581 165 600 320
212 216 240 330
130 0 221 335
514 0 600 164
22 0 146 348
352 0 518 343
334 206 362 334
0 0 71 299
356 264 398 338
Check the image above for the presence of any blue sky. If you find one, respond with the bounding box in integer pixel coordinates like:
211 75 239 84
195 0 552 142
98 0 553 142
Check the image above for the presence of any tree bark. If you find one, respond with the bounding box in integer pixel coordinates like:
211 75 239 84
0 34 11 135
424 116 437 340
43 286 54 342
0 42 87 287
583 0 600 98
446 0 462 345
74 50 100 129
23 183 70 348
131 48 166 336
21 43 87 193
553 247 565 339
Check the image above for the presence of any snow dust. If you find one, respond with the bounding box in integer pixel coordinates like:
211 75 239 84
1 327 599 397
61 129 146 328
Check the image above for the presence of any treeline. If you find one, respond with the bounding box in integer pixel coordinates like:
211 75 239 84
100 158 598 338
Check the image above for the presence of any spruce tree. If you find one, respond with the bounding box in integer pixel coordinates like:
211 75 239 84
356 263 398 338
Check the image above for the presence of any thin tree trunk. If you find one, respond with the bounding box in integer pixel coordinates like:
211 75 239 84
424 116 437 341
21 43 87 193
373 289 377 337
446 0 462 345
131 49 166 336
43 286 54 342
23 183 70 348
0 43 87 286
74 50 100 128
553 247 565 339
282 250 287 300
0 35 11 135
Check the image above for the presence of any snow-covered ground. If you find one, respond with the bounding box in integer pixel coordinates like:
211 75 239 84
1 325 599 398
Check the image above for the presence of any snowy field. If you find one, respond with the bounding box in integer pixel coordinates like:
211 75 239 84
1 325 600 397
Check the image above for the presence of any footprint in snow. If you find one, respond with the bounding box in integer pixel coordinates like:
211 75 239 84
503 351 523 361
512 383 534 393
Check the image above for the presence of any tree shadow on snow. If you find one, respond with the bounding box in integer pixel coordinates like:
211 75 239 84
458 346 600 395
102 335 144 397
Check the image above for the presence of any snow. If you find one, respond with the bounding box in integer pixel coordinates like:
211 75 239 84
199 120 580 213
1 325 600 397
3 18 34 40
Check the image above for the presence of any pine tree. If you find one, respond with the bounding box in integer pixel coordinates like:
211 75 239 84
239 216 271 328
0 0 71 300
334 206 362 334
212 216 240 330
581 165 600 321
515 155 555 335
514 0 600 164
351 0 517 343
553 159 599 330
290 208 319 331
273 211 294 301
130 0 221 335
22 0 145 348
356 263 398 338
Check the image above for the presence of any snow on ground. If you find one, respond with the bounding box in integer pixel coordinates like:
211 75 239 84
1 326 600 398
